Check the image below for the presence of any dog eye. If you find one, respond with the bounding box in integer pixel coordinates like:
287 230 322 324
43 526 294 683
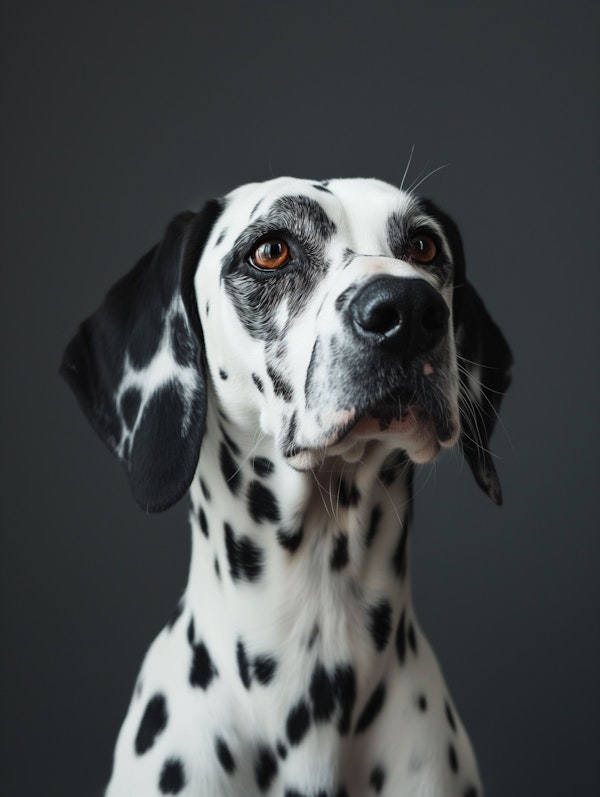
408 235 437 265
250 239 290 270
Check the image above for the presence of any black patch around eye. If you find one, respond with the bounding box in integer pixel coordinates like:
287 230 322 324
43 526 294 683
247 480 281 523
286 700 311 745
158 757 186 794
354 682 386 735
170 312 195 366
120 388 142 430
189 640 219 689
224 522 264 582
135 693 168 755
254 746 278 791
215 736 236 773
368 600 393 651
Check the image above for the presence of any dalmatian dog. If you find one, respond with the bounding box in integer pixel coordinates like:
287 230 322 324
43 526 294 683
61 177 512 797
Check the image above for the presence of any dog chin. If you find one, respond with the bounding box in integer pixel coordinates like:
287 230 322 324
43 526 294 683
284 404 460 472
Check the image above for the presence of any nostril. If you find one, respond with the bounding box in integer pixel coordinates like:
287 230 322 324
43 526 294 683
359 302 402 336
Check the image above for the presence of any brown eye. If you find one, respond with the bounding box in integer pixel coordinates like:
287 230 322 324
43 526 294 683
251 239 290 270
408 234 437 264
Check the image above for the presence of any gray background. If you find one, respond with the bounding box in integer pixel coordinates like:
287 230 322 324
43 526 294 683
1 1 598 795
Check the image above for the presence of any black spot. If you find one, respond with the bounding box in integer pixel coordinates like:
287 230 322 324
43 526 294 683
215 736 236 773
219 368 229 380
252 373 265 393
214 557 221 579
220 425 241 455
282 411 298 454
170 313 194 367
370 765 386 793
267 364 294 402
276 741 287 759
198 506 209 537
277 526 303 553
205 300 210 316
417 693 428 712
254 746 278 791
247 480 281 523
225 522 264 582
379 450 408 486
365 505 382 548
135 693 168 755
220 442 241 495
284 791 305 797
312 183 333 193
167 599 184 629
237 638 251 689
330 533 349 571
309 662 335 722
395 610 406 664
159 757 186 794
187 617 195 646
392 525 408 579
308 623 319 649
199 476 211 500
407 622 418 655
445 700 457 732
253 456 274 477
190 640 219 689
368 600 393 651
338 479 360 507
355 682 386 735
448 743 459 773
334 664 356 735
254 655 278 685
120 388 142 430
286 700 311 746
215 227 227 246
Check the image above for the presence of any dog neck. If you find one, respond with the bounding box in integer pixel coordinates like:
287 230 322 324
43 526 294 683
182 403 416 727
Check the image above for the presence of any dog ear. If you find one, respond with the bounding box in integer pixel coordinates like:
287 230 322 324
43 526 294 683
61 200 222 512
420 200 513 504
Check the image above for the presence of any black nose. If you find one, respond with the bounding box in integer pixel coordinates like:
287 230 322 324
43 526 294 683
348 276 449 362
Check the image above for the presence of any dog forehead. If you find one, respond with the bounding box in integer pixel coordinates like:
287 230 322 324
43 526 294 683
222 176 414 235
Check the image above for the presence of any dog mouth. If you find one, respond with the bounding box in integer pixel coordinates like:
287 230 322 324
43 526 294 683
286 393 459 470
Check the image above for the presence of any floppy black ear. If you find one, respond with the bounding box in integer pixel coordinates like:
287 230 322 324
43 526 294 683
60 200 222 512
421 200 513 504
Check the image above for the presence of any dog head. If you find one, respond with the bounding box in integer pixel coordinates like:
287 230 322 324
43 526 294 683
61 177 512 512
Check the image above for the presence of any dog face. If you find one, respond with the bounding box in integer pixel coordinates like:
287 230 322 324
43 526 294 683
61 177 512 512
